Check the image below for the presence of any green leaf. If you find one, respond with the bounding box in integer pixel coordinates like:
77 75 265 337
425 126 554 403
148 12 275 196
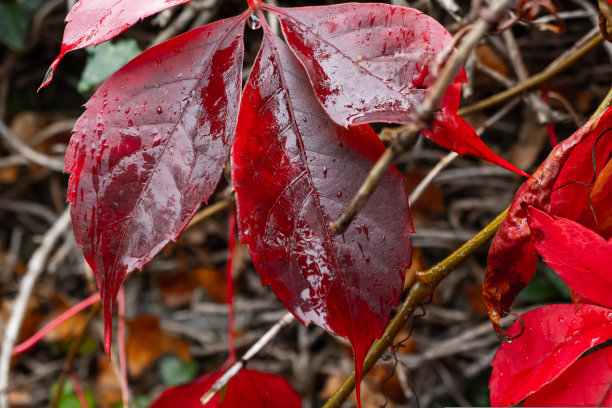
0 1 29 51
50 379 95 408
159 355 199 386
516 262 570 304
77 39 142 93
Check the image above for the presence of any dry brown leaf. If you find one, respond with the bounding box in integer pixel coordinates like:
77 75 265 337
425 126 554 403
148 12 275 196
158 267 227 307
42 296 89 343
465 283 488 316
475 44 508 77
392 326 418 355
193 267 227 303
404 248 426 290
10 111 47 143
96 357 122 408
7 389 30 405
367 365 405 404
320 373 390 408
509 117 547 171
125 315 191 378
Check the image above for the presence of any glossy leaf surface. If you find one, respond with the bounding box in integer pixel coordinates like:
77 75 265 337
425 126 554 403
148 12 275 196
523 346 612 407
549 113 612 238
150 369 301 408
270 3 527 176
66 14 246 354
490 304 612 406
528 208 612 309
40 0 194 89
483 108 612 335
232 27 412 398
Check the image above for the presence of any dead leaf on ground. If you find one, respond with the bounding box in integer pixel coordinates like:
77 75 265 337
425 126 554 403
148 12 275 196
475 44 508 77
158 267 227 307
96 357 122 408
125 315 191 378
464 283 488 316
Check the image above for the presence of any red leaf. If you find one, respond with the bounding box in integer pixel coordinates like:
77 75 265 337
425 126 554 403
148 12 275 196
268 3 527 177
550 113 612 236
490 304 612 406
231 27 412 404
150 369 302 408
267 3 461 126
523 346 612 407
40 0 195 89
483 108 612 335
66 14 247 355
528 208 612 309
483 145 569 336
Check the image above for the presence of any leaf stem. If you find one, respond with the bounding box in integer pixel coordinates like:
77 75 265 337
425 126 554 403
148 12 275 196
323 208 509 408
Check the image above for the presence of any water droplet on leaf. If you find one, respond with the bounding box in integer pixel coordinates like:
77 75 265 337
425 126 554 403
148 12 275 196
248 13 262 30
157 106 163 114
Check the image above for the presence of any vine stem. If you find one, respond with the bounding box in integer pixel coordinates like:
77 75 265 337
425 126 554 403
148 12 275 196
323 209 508 407
331 23 607 235
330 0 516 235
322 85 612 408
458 27 604 116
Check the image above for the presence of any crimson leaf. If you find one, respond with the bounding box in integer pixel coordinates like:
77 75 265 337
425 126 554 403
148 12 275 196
150 369 302 407
267 3 527 177
528 208 612 309
231 26 412 401
523 346 612 407
489 304 612 406
39 0 195 89
483 107 612 336
66 13 247 355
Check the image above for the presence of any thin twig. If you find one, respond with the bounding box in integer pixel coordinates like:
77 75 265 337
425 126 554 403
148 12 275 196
0 119 64 172
0 207 71 408
330 0 516 234
13 293 100 355
458 27 604 116
200 312 295 405
185 197 234 231
409 97 520 205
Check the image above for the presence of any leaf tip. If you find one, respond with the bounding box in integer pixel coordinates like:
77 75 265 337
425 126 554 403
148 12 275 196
38 60 59 92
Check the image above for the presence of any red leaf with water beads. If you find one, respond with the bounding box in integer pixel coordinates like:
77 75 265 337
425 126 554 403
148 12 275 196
528 208 612 309
523 346 612 407
150 369 301 408
483 108 612 337
231 27 412 405
489 304 612 407
39 0 195 90
65 14 247 355
267 3 527 177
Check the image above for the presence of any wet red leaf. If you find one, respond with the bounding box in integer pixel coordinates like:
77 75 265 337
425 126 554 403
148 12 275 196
231 27 412 402
268 3 527 176
528 208 612 309
484 108 612 336
490 304 612 406
522 346 612 407
40 0 195 89
65 14 247 355
550 121 612 238
150 369 301 408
